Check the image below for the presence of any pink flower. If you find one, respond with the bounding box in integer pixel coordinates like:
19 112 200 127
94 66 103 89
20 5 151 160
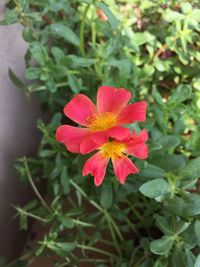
56 86 147 154
83 129 148 186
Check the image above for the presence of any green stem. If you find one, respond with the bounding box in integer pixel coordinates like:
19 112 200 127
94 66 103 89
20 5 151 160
104 210 124 242
77 244 118 259
72 219 94 227
91 8 96 48
126 198 150 236
69 180 103 212
104 210 122 256
15 207 49 223
4 250 35 267
80 4 90 57
23 157 50 211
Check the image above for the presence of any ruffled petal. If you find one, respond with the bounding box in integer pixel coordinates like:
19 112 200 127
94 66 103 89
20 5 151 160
64 94 96 126
127 143 148 159
91 126 131 146
112 157 139 184
117 101 147 124
130 129 148 144
56 125 91 153
97 86 131 114
82 152 109 186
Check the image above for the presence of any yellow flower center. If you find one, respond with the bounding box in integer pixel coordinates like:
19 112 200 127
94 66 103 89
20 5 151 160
100 141 126 159
87 112 117 131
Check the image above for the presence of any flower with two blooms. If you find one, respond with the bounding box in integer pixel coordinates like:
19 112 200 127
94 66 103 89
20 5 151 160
56 86 148 186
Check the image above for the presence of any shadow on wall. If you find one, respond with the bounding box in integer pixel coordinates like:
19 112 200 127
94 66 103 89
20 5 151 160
0 4 48 263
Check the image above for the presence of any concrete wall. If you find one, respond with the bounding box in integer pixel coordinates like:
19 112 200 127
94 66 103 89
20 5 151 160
0 4 44 262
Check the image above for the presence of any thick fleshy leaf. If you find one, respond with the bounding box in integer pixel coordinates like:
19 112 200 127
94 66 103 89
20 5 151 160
97 86 131 114
112 157 138 184
56 125 91 153
82 152 109 186
117 101 147 124
150 235 174 255
64 94 96 126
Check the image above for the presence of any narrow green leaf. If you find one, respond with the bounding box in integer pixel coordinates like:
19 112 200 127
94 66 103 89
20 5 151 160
100 183 113 209
96 2 119 30
49 23 79 46
9 68 27 91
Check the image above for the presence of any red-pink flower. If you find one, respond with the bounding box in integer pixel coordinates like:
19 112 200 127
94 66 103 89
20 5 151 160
56 86 147 154
83 129 148 186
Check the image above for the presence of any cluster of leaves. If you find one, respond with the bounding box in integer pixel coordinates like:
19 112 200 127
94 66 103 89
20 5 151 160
2 0 200 266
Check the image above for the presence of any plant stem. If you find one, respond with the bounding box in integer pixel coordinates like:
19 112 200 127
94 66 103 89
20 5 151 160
69 180 103 212
91 8 96 48
15 207 49 223
23 157 50 211
77 244 118 259
126 198 150 236
104 210 122 256
80 4 90 57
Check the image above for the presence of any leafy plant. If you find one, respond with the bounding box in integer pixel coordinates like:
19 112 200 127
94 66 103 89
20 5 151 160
2 0 200 266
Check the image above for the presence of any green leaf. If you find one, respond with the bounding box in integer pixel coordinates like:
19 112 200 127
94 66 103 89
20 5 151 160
163 9 185 22
181 3 192 14
191 9 200 22
150 155 186 172
39 150 55 158
60 166 69 195
152 87 164 106
9 68 27 91
100 183 113 209
157 135 180 152
170 84 192 103
154 214 173 235
58 215 74 229
49 23 79 46
67 74 82 93
165 193 200 217
48 241 77 257
96 2 119 30
179 156 200 180
26 68 41 80
170 246 186 267
150 235 174 255
0 9 19 25
194 221 200 246
175 221 190 235
194 254 200 267
29 42 49 66
68 55 95 68
139 178 170 198
139 163 166 178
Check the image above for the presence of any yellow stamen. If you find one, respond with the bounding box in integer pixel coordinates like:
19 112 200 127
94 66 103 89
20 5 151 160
100 141 126 159
87 112 117 131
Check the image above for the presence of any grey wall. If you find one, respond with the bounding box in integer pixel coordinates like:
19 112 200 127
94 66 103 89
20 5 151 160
0 4 45 262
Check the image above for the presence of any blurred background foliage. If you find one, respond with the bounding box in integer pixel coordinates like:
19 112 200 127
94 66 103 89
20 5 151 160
1 0 200 266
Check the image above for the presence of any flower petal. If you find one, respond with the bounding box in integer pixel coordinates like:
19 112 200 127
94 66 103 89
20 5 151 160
83 152 109 186
130 129 148 144
127 143 148 159
117 101 147 124
64 94 96 126
91 126 131 146
56 125 91 153
97 86 131 114
112 157 139 184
